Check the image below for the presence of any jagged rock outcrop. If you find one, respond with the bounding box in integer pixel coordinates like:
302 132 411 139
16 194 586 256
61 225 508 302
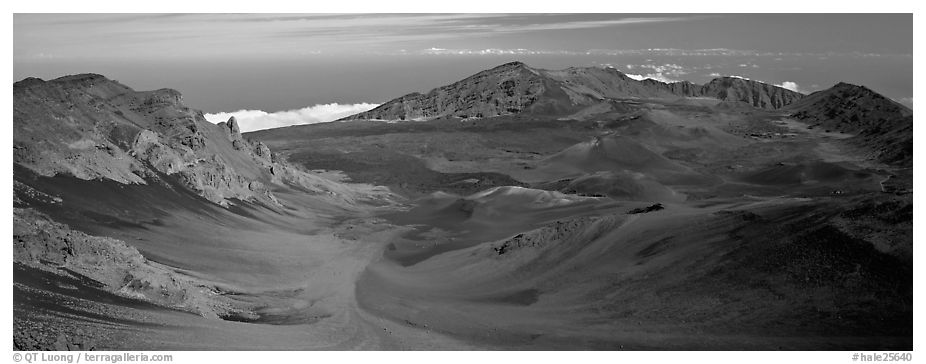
487 213 625 262
218 116 247 150
221 116 242 137
253 140 272 161
341 62 804 121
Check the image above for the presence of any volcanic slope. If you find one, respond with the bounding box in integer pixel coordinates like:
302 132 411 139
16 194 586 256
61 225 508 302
14 74 455 350
341 61 804 121
260 62 911 349
787 82 913 167
14 63 912 350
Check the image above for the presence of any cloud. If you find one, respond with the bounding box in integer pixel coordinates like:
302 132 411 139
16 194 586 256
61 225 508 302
775 81 803 93
624 73 678 83
409 47 915 60
639 63 687 76
618 63 688 83
419 48 575 56
204 103 379 132
483 17 704 32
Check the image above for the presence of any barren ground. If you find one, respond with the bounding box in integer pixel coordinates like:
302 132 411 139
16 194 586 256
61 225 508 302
14 98 912 350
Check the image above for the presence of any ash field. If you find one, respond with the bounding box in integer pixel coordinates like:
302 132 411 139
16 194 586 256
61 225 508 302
13 62 912 350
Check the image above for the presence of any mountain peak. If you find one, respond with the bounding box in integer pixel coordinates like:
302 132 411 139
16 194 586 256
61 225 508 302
826 82 906 109
344 61 547 121
12 72 317 207
789 82 912 134
829 82 882 96
13 77 46 89
52 73 111 85
787 81 913 166
482 61 542 76
833 81 863 89
14 73 141 99
479 61 537 75
16 74 116 91
497 61 529 69
55 72 107 79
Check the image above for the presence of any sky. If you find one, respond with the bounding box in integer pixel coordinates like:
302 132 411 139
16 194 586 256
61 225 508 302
13 13 914 132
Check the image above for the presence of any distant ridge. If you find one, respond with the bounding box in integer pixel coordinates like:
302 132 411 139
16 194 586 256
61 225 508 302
788 82 912 133
341 61 805 121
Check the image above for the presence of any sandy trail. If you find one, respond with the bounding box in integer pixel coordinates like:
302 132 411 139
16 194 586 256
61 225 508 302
13 178 477 349
123 217 477 350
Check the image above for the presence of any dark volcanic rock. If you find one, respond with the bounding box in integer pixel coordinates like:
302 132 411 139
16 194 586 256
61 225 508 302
627 203 665 214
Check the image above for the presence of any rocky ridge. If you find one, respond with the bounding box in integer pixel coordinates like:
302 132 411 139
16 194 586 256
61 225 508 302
346 62 548 121
14 74 384 207
342 62 806 121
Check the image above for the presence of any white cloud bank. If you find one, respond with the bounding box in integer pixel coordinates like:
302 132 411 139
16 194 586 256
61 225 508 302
204 103 380 132
775 81 803 93
622 63 688 83
625 73 678 83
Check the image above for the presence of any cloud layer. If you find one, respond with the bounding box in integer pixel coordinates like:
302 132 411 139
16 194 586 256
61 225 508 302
775 81 803 93
204 103 379 132
624 73 678 83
